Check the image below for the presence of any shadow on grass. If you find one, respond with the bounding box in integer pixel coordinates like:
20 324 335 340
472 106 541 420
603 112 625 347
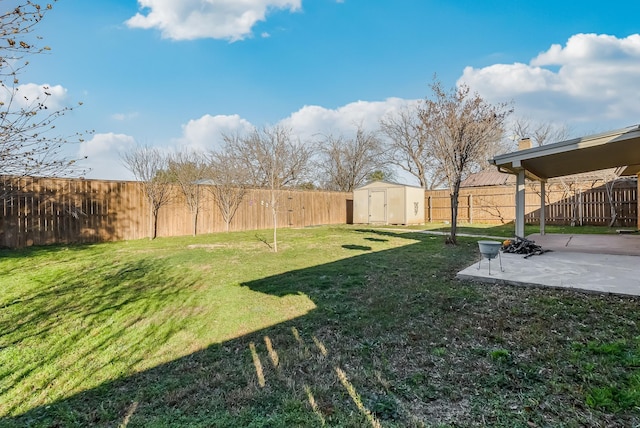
341 244 372 251
1 258 188 346
2 230 638 427
0 229 472 427
0 245 205 423
364 237 388 242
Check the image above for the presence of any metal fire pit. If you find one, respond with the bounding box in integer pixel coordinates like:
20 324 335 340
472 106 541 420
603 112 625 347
477 240 504 275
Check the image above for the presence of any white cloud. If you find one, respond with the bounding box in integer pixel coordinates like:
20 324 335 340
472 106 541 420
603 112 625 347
177 98 417 150
280 97 419 141
531 33 640 66
84 98 421 181
78 133 137 180
125 0 301 41
459 33 640 129
177 114 255 151
111 112 139 121
0 83 68 110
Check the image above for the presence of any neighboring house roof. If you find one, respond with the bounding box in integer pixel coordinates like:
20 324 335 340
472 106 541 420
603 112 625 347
461 170 515 187
462 168 634 188
193 179 217 185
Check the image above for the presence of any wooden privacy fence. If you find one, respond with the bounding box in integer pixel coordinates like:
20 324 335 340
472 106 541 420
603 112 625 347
425 181 638 227
0 177 352 248
3 176 637 248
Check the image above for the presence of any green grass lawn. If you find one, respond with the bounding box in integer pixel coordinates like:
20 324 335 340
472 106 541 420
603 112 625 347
1 226 639 427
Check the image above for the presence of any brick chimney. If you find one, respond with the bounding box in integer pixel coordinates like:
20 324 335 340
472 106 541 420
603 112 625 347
518 137 532 150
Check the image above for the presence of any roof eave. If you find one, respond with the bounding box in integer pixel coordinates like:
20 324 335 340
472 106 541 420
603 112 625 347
493 125 639 165
491 124 640 180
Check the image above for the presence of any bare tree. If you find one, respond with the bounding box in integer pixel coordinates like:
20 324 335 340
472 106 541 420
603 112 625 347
206 149 248 232
379 106 443 189
511 118 570 147
224 126 312 252
553 169 622 228
121 146 172 240
167 151 208 236
316 126 388 192
420 79 512 244
1 2 88 191
600 170 623 227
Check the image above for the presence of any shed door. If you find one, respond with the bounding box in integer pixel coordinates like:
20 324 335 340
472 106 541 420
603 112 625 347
369 190 386 223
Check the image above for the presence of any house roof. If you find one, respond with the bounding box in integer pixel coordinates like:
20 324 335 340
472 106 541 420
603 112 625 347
461 170 515 187
462 168 632 188
491 124 640 181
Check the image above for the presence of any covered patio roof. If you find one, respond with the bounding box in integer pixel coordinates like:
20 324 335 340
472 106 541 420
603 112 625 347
491 124 640 181
490 124 640 237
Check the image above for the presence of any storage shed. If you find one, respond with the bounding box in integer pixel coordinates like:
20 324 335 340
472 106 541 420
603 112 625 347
353 181 425 225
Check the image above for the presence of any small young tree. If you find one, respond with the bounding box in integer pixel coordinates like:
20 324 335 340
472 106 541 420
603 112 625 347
224 126 312 252
420 80 512 244
367 169 394 182
121 146 171 240
316 126 388 192
1 2 88 191
167 151 208 236
601 170 622 227
379 106 443 189
206 149 248 232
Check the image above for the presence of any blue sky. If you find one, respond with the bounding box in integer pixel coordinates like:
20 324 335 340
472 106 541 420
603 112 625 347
15 0 640 181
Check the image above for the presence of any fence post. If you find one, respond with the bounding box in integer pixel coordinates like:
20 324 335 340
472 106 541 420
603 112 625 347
428 195 432 223
578 190 583 226
468 194 473 224
540 181 546 235
515 171 526 238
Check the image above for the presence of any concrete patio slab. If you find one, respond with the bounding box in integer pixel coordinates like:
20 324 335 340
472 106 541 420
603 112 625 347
457 246 640 297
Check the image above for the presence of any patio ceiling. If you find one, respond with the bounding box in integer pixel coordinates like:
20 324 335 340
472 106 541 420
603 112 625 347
491 124 640 181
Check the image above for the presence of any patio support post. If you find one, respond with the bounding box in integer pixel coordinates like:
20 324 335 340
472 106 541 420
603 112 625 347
516 170 525 238
540 181 546 235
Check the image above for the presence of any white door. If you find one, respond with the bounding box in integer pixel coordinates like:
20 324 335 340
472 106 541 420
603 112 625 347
369 190 386 223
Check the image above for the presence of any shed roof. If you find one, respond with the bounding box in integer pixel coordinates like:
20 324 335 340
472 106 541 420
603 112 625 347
356 180 423 190
491 124 640 181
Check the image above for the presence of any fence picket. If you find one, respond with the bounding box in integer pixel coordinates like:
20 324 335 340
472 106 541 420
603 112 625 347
0 177 352 248
424 181 637 227
1 176 637 248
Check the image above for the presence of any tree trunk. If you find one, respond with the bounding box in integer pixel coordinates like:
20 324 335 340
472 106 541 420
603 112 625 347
272 191 278 252
449 193 458 245
150 206 158 240
448 180 462 245
149 205 154 240
608 205 618 228
193 187 200 236
605 182 618 227
192 209 198 237
273 211 278 252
